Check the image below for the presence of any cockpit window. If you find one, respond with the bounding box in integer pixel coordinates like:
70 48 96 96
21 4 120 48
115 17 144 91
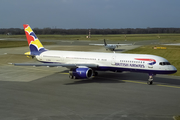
159 62 171 65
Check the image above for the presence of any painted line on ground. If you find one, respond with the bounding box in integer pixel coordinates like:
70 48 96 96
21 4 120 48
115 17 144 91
123 80 180 88
121 80 147 84
155 84 180 89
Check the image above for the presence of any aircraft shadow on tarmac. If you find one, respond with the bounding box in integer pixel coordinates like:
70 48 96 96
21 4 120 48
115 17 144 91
64 77 125 85
59 70 125 85
28 70 180 86
59 71 180 86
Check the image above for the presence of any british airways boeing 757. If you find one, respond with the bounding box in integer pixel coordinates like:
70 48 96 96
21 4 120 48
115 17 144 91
14 24 177 85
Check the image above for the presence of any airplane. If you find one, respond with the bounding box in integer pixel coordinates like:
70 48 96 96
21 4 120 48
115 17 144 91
13 24 177 85
89 39 132 51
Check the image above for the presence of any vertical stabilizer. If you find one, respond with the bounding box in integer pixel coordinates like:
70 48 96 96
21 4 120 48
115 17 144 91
23 24 46 55
104 39 107 46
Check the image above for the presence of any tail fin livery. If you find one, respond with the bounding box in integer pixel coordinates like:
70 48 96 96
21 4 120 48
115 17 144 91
23 24 46 55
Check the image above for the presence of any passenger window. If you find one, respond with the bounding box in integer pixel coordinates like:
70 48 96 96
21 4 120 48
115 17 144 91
159 62 171 65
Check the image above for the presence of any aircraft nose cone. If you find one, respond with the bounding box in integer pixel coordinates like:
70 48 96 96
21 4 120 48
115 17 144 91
171 65 177 73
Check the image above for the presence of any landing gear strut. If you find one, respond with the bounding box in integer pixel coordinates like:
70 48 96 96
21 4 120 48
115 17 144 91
93 71 98 76
147 74 153 85
69 75 76 79
69 75 73 79
69 69 76 79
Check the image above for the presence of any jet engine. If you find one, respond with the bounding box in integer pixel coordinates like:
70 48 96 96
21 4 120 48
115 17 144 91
69 68 93 79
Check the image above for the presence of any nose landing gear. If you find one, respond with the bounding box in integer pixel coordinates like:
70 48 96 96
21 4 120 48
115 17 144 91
147 74 153 85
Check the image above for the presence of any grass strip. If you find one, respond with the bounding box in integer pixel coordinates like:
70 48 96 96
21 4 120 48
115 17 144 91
1 33 180 42
0 41 55 48
174 116 180 120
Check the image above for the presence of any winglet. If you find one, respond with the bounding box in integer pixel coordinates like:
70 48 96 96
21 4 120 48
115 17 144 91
23 24 46 55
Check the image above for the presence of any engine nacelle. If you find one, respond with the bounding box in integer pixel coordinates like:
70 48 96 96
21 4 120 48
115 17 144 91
70 68 93 79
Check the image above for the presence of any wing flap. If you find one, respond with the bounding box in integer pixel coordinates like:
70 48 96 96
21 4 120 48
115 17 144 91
13 63 99 68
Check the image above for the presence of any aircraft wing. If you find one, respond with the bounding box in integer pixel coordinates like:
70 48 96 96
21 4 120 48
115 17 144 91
13 63 99 68
89 44 104 46
108 44 132 46
89 43 132 46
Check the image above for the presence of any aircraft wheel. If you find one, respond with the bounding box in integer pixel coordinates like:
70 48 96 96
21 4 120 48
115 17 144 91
147 81 153 85
73 76 77 79
148 74 153 85
69 75 73 79
94 72 98 76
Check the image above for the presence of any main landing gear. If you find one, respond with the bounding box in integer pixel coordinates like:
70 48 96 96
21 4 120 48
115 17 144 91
93 71 98 76
69 74 76 79
147 74 154 85
69 70 76 79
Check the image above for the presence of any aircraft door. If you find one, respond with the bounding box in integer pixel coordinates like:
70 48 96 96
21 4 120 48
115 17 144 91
148 65 153 68
56 56 64 62
60 56 64 61
111 55 116 65
148 60 154 68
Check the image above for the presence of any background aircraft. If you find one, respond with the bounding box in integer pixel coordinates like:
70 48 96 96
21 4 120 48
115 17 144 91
89 39 132 51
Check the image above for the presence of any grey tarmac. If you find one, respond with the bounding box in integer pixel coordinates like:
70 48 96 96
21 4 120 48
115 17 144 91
0 40 180 120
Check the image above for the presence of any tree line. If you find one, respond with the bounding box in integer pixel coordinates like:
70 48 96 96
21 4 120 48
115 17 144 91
1 27 180 35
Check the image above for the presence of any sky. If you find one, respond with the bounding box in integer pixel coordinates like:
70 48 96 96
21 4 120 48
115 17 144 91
1 0 180 29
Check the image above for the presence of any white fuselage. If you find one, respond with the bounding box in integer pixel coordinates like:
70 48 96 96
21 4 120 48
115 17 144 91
36 50 177 74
